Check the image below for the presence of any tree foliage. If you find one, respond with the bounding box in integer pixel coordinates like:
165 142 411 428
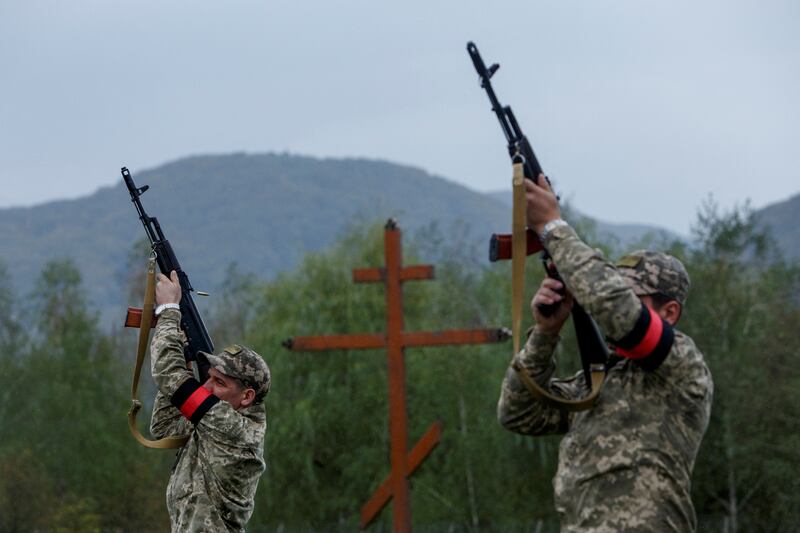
682 202 800 531
0 258 170 531
1 206 798 531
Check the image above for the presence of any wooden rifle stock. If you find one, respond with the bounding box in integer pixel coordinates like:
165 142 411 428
124 306 157 328
489 229 543 262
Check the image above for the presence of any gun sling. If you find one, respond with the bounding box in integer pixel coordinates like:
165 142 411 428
127 254 189 449
509 160 606 412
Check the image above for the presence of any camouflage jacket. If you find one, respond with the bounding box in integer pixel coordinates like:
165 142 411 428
498 224 713 532
149 308 266 532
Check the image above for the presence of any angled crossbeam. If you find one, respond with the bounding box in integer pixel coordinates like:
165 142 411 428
360 421 442 529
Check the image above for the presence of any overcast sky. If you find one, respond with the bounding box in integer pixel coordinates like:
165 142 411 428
1 0 797 234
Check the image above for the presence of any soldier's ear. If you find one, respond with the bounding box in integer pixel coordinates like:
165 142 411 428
240 388 256 408
660 301 682 326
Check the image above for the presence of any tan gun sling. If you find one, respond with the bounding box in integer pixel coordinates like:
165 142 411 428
127 255 189 449
509 160 605 412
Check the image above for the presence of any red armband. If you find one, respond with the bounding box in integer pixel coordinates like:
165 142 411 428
170 379 219 424
614 303 674 370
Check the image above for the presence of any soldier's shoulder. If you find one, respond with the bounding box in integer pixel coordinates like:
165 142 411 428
672 330 706 365
199 401 266 445
242 404 267 442
664 330 713 397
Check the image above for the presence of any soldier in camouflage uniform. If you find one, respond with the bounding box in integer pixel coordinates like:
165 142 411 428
150 270 270 532
498 177 713 531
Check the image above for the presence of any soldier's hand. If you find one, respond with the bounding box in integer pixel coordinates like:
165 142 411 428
532 277 573 335
525 174 561 234
155 270 182 306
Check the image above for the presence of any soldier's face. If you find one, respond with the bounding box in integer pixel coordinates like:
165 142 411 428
204 368 251 410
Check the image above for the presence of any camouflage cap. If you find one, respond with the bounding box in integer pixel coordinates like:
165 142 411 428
616 250 690 305
204 344 271 402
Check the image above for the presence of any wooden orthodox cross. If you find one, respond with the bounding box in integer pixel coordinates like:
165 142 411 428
283 219 509 532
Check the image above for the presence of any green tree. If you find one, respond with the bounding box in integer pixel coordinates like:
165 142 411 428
0 450 58 531
9 258 170 530
683 202 800 531
208 262 260 347
0 261 26 452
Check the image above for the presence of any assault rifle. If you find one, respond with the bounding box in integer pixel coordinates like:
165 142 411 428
467 41 546 264
467 42 609 398
122 167 213 383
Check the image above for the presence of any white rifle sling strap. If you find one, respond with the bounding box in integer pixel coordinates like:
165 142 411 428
127 254 189 449
509 161 605 412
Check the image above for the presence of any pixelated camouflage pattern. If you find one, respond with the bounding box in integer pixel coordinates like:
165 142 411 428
498 224 713 531
203 343 271 402
617 249 690 305
149 308 267 532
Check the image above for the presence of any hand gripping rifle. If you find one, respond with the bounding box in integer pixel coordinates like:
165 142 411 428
467 42 608 410
122 167 214 384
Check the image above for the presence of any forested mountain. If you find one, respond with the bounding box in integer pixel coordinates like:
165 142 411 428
0 152 795 323
755 192 800 259
0 153 509 322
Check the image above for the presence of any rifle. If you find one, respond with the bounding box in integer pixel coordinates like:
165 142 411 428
467 42 608 408
122 167 214 383
466 41 547 264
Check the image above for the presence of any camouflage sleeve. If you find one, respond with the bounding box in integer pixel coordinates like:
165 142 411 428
542 224 641 341
148 308 196 437
497 328 585 435
150 308 194 397
150 390 191 438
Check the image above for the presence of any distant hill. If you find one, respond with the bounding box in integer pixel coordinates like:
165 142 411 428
755 192 800 260
485 191 682 249
1 152 794 324
0 153 511 323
